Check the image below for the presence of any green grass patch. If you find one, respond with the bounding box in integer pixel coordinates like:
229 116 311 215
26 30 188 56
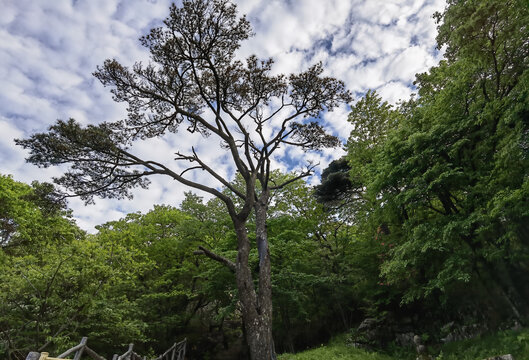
431 328 529 359
278 328 529 360
278 335 398 360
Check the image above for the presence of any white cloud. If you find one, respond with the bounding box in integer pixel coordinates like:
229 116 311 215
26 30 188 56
376 81 414 104
385 45 431 82
0 0 446 232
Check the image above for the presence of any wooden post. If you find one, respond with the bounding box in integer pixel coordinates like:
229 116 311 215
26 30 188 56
127 343 134 360
84 346 107 360
36 354 71 360
170 342 176 360
118 343 134 360
26 352 41 360
57 342 84 359
72 337 87 360
179 339 186 360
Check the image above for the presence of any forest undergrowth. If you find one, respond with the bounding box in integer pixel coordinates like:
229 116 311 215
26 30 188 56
279 328 529 360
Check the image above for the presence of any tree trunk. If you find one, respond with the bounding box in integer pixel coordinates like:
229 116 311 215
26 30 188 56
254 192 275 360
232 191 276 360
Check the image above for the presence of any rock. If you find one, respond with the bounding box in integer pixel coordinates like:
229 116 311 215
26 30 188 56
349 318 391 348
511 320 522 331
413 335 426 354
357 318 378 332
395 332 415 347
440 322 487 343
483 355 515 360
441 322 455 334
355 317 380 346
413 335 433 360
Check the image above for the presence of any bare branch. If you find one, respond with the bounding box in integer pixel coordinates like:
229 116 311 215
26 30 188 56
179 166 202 177
190 147 247 199
269 163 318 190
119 148 239 216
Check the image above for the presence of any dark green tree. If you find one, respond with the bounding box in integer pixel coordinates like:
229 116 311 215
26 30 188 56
314 157 354 207
317 92 404 323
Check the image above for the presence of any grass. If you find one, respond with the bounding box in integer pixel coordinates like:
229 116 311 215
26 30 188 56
431 328 529 360
277 335 404 360
278 328 529 360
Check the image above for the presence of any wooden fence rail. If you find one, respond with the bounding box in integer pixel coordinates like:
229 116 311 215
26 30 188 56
26 337 186 360
153 339 186 360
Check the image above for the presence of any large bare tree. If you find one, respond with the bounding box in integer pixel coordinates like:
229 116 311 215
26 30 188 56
16 1 351 358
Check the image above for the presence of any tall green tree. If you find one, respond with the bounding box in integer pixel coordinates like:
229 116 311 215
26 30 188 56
344 0 529 322
15 1 351 358
317 94 404 324
268 177 355 351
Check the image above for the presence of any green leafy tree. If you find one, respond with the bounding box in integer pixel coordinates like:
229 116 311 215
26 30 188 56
255 174 361 352
317 93 404 323
344 0 529 324
0 175 73 252
93 201 241 358
0 175 149 360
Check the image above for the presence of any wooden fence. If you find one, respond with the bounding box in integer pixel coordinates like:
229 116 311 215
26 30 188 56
25 337 186 360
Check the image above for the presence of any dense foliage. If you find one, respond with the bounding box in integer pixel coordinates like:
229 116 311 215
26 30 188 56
339 0 529 325
0 174 363 358
0 175 147 359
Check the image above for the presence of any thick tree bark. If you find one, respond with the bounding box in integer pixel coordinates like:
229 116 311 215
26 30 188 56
254 192 275 360
232 190 276 360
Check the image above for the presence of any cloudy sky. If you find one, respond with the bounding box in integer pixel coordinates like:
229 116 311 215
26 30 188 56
0 0 445 232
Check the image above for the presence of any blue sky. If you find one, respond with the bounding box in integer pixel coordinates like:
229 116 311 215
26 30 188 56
0 0 445 231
